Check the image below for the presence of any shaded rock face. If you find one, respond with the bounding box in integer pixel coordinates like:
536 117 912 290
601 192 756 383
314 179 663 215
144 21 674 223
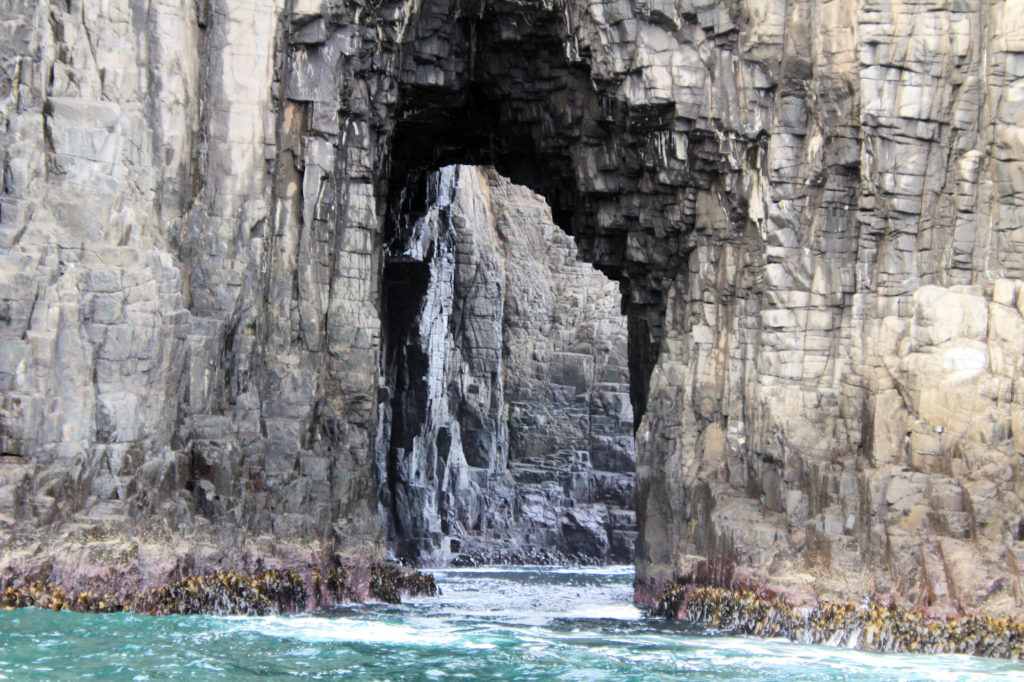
378 164 634 564
2 0 1024 621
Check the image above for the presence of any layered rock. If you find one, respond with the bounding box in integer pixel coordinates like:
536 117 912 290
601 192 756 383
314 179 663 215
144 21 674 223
378 164 634 565
2 0 1024 622
0 0 384 589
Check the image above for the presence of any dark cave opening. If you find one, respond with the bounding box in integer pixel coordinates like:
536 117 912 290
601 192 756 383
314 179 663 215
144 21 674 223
384 3 600 262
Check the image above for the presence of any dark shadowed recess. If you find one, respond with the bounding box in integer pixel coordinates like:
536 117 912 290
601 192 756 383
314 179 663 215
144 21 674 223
379 258 431 549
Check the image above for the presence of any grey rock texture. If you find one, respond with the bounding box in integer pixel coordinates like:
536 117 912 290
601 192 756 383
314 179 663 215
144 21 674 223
2 0 1024 619
379 164 634 565
0 0 384 589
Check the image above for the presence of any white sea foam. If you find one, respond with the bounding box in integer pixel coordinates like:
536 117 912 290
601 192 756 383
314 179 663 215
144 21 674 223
555 603 643 620
230 615 459 647
433 564 634 577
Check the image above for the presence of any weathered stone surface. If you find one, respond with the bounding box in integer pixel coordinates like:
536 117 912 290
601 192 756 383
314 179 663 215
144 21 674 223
378 165 633 564
3 0 1024 622
0 0 382 589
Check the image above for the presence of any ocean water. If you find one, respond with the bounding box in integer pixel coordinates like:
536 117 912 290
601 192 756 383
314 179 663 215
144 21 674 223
1 566 1022 680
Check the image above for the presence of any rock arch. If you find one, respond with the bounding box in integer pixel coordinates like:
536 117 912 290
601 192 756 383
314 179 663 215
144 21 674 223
3 0 1023 616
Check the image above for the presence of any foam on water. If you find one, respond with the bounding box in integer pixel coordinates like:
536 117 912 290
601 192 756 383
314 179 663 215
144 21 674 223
2 566 1023 680
433 565 634 576
228 614 462 647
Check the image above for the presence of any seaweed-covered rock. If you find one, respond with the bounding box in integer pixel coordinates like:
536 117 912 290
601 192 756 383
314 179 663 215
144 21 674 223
2 582 124 613
659 585 1024 661
313 568 357 608
0 563 438 615
369 563 438 604
130 570 306 616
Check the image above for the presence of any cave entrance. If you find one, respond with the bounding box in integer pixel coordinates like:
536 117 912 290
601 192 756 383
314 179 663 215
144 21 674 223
368 0 689 568
376 164 636 566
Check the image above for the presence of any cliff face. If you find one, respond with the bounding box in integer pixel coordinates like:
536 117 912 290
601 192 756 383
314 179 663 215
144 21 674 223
379 164 634 564
0 0 386 587
2 0 1024 617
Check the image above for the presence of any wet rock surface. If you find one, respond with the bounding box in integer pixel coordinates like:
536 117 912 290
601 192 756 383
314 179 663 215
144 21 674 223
449 548 606 568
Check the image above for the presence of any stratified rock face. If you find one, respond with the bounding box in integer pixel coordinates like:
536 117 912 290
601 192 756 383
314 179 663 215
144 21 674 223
0 0 386 588
379 164 634 564
495 169 636 563
3 0 1024 619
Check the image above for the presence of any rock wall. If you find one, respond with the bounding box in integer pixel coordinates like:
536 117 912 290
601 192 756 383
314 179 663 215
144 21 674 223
3 0 1024 618
0 0 385 589
379 164 634 565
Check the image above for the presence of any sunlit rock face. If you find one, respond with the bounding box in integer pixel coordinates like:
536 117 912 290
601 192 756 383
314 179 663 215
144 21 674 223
2 0 1024 618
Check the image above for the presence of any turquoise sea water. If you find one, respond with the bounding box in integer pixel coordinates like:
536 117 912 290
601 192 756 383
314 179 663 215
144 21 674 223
2 566 1023 680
